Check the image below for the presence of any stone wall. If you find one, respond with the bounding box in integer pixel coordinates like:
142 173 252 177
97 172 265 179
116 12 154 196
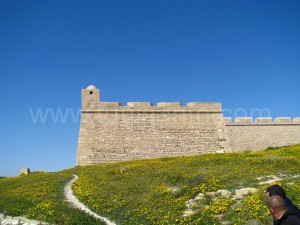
76 85 300 166
76 86 231 165
225 117 300 152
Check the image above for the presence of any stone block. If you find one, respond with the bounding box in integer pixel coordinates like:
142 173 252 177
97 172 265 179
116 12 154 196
255 117 273 123
275 117 292 123
234 117 252 124
157 102 182 108
293 118 300 123
223 117 232 124
186 102 222 111
20 168 30 175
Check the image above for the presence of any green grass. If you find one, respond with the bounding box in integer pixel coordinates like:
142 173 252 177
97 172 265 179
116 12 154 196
0 171 104 224
1 144 300 224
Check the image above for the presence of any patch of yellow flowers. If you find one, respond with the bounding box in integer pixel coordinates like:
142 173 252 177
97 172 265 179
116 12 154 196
1 144 300 224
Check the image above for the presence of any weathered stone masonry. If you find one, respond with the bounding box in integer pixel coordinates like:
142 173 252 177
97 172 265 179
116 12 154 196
77 85 300 166
225 117 300 152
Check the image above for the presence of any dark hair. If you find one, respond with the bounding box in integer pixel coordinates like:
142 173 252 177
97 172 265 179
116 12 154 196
266 184 286 199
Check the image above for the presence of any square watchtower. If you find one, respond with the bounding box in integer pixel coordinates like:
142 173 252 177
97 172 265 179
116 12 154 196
81 85 100 110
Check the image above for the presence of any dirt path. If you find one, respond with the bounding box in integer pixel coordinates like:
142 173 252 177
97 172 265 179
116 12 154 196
64 175 116 225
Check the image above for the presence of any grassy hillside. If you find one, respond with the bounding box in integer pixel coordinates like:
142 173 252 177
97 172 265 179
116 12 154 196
1 145 300 225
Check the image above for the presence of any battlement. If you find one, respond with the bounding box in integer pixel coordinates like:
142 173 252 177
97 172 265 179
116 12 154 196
224 117 300 125
83 101 223 112
81 85 222 112
157 102 182 108
77 85 300 166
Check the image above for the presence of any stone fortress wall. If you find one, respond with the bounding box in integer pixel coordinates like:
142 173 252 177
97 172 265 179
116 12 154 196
77 85 300 166
225 117 300 152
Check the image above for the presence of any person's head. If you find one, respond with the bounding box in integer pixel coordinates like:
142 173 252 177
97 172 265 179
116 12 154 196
266 184 286 200
267 195 287 219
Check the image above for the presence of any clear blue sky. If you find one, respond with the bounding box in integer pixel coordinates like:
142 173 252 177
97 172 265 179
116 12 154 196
1 0 299 177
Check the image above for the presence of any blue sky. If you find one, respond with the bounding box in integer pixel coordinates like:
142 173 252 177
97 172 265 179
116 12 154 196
0 0 299 177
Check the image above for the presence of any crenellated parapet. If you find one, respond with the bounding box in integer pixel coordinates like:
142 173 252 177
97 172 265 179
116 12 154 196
226 116 300 152
82 85 222 112
83 101 223 113
224 117 300 125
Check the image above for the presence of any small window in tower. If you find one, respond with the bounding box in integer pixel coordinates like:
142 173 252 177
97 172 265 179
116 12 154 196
90 91 93 94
